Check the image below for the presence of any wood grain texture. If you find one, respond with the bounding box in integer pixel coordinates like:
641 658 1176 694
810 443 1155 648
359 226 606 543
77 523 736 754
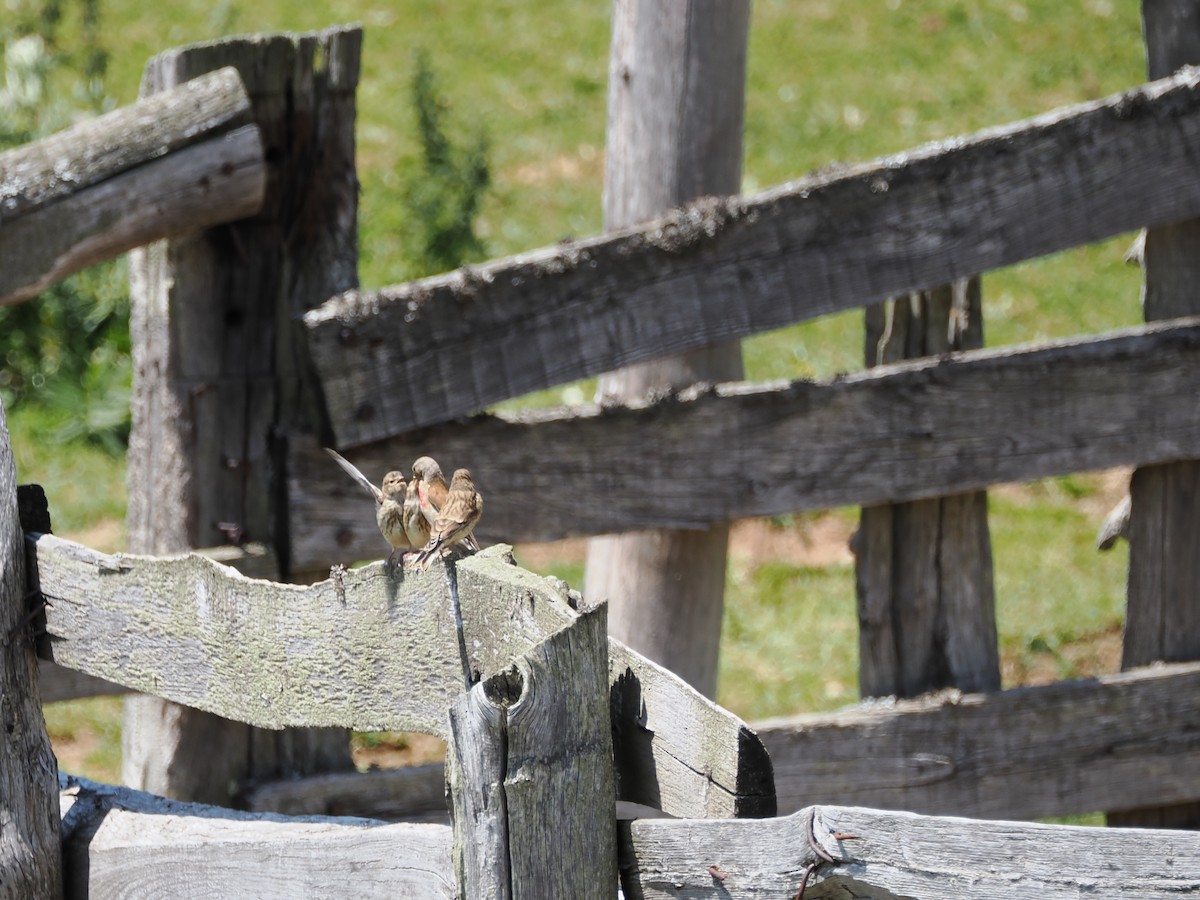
124 27 362 804
619 803 1200 899
448 606 616 899
293 317 1200 560
857 280 999 698
307 66 1200 445
0 67 252 219
1 126 265 306
59 774 454 899
244 764 451 824
1115 0 1200 830
31 531 471 736
756 661 1200 822
37 659 127 703
0 405 62 898
582 0 749 699
250 637 776 824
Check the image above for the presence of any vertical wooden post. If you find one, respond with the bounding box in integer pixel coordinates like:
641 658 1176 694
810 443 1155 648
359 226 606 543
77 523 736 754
0 401 62 899
583 0 750 698
1110 0 1200 829
446 605 616 898
856 280 1000 698
123 27 361 804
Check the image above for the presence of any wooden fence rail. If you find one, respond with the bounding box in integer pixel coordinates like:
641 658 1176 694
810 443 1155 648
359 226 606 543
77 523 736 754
306 65 1200 445
26 529 774 821
287 316 1200 563
0 67 265 305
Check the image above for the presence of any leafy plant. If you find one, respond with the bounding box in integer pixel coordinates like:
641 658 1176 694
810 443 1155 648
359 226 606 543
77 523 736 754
398 50 492 278
0 0 129 453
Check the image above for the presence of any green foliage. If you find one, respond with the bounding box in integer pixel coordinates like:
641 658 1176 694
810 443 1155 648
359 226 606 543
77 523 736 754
0 0 129 453
398 51 491 278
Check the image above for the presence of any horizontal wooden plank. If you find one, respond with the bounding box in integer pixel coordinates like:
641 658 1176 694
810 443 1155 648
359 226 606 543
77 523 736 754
30 532 772 818
60 774 453 899
0 67 264 305
30 535 557 736
620 803 1200 899
245 764 451 824
306 66 1200 445
756 661 1200 822
290 317 1200 554
38 659 128 703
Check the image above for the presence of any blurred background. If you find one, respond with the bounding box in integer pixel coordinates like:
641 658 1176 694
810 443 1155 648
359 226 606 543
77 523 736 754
4 0 1139 786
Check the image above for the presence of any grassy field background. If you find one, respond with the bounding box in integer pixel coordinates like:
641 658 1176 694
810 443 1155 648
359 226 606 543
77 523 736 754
16 0 1146 790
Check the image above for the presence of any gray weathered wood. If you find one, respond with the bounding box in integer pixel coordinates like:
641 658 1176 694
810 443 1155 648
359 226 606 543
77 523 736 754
581 0 749 698
857 280 999 698
307 66 1200 445
1 118 265 304
245 764 451 824
294 317 1200 558
124 27 362 804
619 803 1200 898
1115 0 1200 830
0 403 61 897
32 537 580 738
31 527 772 820
59 774 454 899
247 638 776 825
37 659 127 703
756 661 1200 822
609 640 775 819
32 531 464 735
447 604 616 899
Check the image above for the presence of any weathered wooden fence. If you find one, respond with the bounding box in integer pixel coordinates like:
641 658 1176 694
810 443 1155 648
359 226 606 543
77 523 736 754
4 1 1200 895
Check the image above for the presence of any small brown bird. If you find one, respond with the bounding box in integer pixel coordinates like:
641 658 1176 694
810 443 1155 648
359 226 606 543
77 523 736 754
415 468 483 570
402 476 431 550
412 455 479 552
324 448 412 569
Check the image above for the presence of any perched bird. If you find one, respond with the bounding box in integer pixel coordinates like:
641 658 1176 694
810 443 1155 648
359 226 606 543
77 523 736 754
415 468 483 570
402 476 431 551
324 448 412 569
412 456 479 552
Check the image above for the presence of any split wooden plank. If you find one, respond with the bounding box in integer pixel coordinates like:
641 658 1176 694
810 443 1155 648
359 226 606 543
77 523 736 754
291 316 1200 560
306 66 1200 445
29 527 773 821
59 774 454 899
619 803 1200 899
0 67 265 305
755 661 1200 822
447 604 616 898
245 636 776 824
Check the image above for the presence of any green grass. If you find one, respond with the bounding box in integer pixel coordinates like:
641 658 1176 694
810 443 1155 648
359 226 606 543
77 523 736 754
23 0 1152 781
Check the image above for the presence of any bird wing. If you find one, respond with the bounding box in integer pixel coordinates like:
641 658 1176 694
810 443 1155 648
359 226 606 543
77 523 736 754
324 448 383 504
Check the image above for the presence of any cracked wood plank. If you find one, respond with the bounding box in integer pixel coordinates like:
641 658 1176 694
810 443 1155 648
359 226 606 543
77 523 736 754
620 804 1200 898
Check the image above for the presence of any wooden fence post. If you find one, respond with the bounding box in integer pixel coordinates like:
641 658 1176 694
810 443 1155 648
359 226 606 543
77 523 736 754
0 401 62 899
447 604 616 898
123 27 362 805
1110 0 1200 829
856 280 1000 698
583 0 750 698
